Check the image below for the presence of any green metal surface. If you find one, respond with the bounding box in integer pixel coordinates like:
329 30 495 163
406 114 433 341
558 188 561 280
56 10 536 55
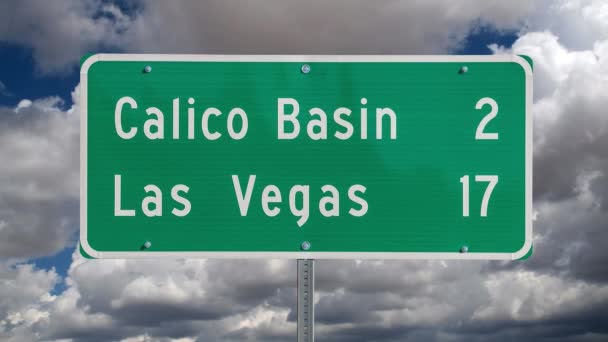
82 56 530 256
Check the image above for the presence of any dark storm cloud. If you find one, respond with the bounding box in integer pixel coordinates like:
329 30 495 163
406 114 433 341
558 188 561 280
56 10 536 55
204 260 295 305
0 0 132 73
221 325 293 342
319 324 429 342
0 0 534 73
533 95 608 203
317 280 608 342
446 302 608 342
124 0 532 56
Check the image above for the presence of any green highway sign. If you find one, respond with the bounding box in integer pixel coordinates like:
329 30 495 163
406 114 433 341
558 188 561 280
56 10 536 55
80 54 532 259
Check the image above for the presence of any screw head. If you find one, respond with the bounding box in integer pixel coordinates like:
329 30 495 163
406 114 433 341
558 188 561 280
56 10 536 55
301 241 311 251
143 65 152 73
301 64 311 74
459 66 468 74
460 245 469 253
143 241 152 249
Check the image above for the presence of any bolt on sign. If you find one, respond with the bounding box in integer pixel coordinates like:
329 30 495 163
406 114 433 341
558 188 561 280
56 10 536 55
80 54 532 259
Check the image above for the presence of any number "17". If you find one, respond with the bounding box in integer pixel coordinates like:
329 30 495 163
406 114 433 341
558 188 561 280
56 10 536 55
460 175 498 217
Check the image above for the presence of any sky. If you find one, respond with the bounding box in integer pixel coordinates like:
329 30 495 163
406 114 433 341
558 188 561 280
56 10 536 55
1 0 608 341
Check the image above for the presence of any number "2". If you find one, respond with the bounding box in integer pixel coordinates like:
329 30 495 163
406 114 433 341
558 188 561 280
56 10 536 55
475 97 499 140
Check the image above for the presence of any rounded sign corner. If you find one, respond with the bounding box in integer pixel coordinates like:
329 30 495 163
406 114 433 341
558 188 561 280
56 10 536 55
512 55 534 78
511 237 533 260
80 236 102 259
80 54 103 75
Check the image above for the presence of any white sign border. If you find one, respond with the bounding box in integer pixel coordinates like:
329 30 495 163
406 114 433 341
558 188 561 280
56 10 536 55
80 54 533 260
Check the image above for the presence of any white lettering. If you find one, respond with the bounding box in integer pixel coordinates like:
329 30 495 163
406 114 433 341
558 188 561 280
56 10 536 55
232 175 256 216
278 98 300 139
114 174 135 216
114 97 137 139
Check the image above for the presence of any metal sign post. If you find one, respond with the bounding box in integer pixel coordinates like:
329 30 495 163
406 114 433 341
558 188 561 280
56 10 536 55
297 259 314 342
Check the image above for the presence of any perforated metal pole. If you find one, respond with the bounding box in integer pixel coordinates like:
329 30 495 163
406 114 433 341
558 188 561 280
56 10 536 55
297 259 314 342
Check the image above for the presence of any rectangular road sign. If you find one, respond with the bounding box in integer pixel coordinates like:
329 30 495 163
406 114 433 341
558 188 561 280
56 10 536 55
80 54 532 259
